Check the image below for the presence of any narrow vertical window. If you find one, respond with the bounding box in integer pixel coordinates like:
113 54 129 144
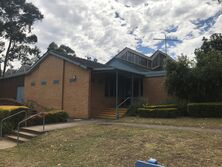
41 80 47 86
31 81 35 86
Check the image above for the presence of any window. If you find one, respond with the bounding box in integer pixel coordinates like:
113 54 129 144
53 80 59 84
127 52 134 62
139 57 147 67
135 55 140 64
31 81 35 86
147 60 151 68
152 58 158 67
41 80 47 86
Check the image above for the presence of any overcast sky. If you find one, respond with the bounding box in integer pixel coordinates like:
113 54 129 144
29 0 222 63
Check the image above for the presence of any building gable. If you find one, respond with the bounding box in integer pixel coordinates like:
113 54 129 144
106 47 171 73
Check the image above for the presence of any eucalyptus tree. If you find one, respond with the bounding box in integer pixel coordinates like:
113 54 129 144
0 0 43 77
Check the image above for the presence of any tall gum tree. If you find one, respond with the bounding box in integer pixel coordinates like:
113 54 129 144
0 0 43 77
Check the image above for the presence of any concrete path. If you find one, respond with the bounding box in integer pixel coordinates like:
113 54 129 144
0 139 17 150
22 120 98 132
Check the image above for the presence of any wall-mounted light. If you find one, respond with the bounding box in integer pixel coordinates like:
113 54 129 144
69 75 77 83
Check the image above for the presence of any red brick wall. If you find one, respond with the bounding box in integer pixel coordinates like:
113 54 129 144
143 76 170 104
24 55 91 118
63 61 91 119
24 55 63 109
0 75 24 100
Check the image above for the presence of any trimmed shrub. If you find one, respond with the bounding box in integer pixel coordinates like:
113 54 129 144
138 108 179 118
187 102 222 117
142 104 178 109
31 110 69 125
45 110 69 123
0 106 30 135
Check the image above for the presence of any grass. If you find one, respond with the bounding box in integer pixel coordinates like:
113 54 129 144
0 124 221 167
117 117 222 129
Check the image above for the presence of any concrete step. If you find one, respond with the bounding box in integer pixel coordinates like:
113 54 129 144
102 111 126 114
96 114 125 119
12 130 38 139
96 107 128 119
97 112 125 115
97 114 125 117
20 127 45 135
5 134 29 143
105 108 127 111
104 109 127 112
96 116 116 119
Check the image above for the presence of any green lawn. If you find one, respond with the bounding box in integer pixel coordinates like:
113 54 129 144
0 124 221 167
117 117 222 129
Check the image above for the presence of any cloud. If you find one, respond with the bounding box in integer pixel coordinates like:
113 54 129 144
25 0 222 65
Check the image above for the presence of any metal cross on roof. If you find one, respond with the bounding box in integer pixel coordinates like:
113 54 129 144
153 32 179 55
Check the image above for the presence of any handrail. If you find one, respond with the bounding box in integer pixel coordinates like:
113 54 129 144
0 110 28 137
17 112 45 144
117 97 131 108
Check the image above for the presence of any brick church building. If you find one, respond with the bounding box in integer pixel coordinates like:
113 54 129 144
0 47 172 118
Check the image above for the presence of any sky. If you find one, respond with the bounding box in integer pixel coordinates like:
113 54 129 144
26 0 222 64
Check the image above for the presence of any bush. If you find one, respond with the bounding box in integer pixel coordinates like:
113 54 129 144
138 108 179 118
0 106 30 135
45 110 69 123
142 104 178 109
187 102 222 117
126 97 148 116
30 110 69 125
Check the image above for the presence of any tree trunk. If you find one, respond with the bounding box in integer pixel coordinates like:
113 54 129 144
0 62 1 77
2 38 12 77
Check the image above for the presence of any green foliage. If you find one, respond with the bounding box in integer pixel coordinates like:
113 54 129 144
126 98 147 116
196 33 222 53
47 42 76 57
187 102 222 117
165 33 222 102
31 110 69 125
142 104 178 109
134 103 180 118
45 110 69 124
0 0 43 77
177 100 189 116
165 55 194 100
138 108 179 118
0 108 30 135
0 110 9 120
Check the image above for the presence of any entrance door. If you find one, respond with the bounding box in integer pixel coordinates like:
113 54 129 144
16 86 24 103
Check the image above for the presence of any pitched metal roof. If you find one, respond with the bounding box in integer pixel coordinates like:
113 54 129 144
27 51 110 74
0 48 168 79
51 51 107 69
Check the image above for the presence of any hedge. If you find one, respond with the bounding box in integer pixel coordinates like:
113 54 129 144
137 108 179 118
142 104 178 109
0 106 30 135
30 110 69 125
187 102 222 117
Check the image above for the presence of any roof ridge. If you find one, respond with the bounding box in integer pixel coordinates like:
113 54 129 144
49 50 105 66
